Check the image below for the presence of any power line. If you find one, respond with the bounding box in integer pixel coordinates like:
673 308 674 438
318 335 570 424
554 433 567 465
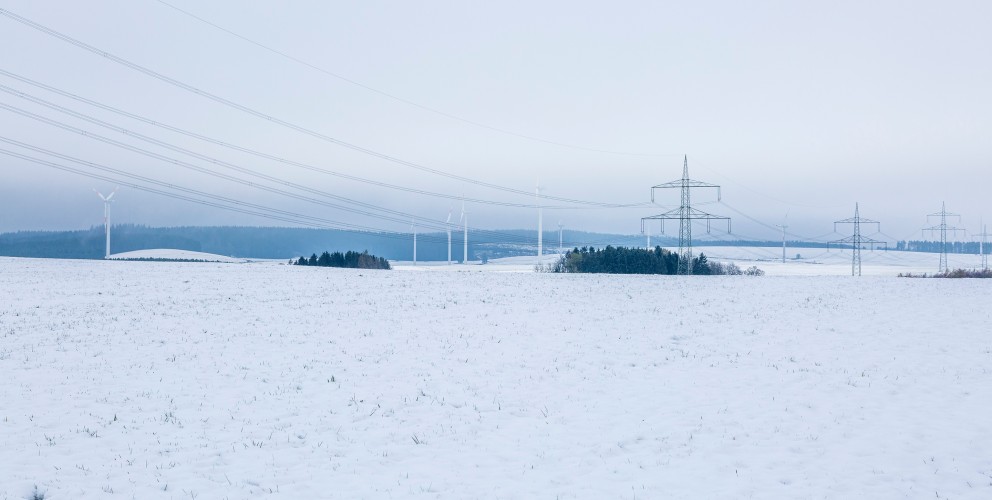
0 100 564 246
0 7 645 208
0 142 601 253
0 69 647 211
690 156 849 211
0 102 440 231
152 0 673 159
0 131 548 253
716 201 835 242
0 145 407 235
1 135 632 254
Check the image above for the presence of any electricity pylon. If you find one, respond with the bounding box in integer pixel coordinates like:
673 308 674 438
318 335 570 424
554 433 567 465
640 156 730 275
922 202 963 273
829 203 884 276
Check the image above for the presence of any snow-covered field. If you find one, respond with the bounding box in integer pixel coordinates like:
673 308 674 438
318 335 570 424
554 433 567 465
2 255 991 499
396 246 985 277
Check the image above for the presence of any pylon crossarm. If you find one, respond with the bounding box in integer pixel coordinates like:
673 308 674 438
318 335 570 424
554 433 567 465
642 212 729 222
686 207 730 219
923 226 964 234
652 179 721 190
643 206 692 219
835 217 880 225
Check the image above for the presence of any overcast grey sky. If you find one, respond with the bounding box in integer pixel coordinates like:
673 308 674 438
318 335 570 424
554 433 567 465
1 0 989 243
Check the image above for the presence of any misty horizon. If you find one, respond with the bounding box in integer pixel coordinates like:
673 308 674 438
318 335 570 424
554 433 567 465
1 1 989 245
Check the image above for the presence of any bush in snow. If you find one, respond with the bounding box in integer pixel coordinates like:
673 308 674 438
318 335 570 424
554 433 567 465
898 269 992 278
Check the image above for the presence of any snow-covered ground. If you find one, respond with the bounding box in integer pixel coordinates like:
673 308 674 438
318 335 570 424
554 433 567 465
2 255 991 499
396 246 984 277
695 246 984 277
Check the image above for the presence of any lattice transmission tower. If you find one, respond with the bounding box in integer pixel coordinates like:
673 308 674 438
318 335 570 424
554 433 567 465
640 156 730 275
829 203 884 276
922 202 964 274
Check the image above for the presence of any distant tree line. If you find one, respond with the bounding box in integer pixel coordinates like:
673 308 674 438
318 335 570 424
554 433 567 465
898 269 992 278
896 240 991 254
294 250 390 270
541 246 763 275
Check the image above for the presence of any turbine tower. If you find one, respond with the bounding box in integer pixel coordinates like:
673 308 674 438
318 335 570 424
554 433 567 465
558 221 563 254
640 156 730 275
775 214 788 263
94 187 117 259
411 219 417 266
978 218 989 271
536 179 543 257
446 209 453 265
460 200 468 263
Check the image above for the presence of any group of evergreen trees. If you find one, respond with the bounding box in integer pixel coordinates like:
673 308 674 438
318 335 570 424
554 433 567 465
543 246 761 275
548 246 677 274
294 250 391 270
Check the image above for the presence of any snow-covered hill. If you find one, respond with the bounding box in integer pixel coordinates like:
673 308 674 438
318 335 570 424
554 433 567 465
108 248 250 263
1 257 990 498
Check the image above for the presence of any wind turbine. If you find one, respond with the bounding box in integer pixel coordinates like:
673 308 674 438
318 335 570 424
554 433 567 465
775 213 789 263
460 199 468 263
411 218 417 266
446 209 453 265
94 187 117 259
536 178 543 257
558 221 563 254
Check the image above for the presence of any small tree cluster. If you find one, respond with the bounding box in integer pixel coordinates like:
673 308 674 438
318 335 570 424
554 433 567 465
540 246 764 276
546 246 679 274
294 250 390 270
709 261 765 276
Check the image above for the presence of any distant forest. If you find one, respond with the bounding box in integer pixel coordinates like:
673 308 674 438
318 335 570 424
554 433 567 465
1 224 987 260
895 240 991 254
0 225 654 261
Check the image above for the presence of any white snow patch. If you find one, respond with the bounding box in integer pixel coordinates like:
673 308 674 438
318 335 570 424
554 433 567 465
108 249 250 263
